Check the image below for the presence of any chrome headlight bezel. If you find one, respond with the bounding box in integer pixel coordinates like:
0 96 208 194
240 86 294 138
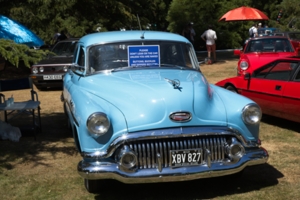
242 103 262 125
87 112 110 137
240 61 249 70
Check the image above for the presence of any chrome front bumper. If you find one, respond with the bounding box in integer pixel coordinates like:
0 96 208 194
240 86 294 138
78 147 268 183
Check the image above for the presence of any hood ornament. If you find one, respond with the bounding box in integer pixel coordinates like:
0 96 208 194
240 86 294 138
165 78 182 91
169 111 192 122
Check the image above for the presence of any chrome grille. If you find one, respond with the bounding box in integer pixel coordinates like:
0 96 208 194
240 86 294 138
127 136 228 169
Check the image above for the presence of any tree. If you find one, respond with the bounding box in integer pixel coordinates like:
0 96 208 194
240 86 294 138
0 39 49 68
167 0 251 50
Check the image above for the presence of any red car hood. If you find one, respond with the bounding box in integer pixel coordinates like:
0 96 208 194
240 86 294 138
244 52 295 71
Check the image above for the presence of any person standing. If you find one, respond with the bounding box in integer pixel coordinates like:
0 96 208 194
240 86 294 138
52 31 61 45
182 24 192 43
201 25 217 63
57 30 68 42
189 22 196 46
249 24 258 38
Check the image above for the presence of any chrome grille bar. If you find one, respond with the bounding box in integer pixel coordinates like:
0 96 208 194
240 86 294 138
129 136 227 169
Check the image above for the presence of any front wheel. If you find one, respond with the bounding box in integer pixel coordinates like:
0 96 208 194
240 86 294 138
225 85 238 93
84 179 102 194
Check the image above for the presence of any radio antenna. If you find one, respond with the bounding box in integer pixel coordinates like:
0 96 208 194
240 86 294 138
136 14 145 39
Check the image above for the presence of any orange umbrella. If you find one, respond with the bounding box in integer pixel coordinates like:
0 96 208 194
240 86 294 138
219 6 269 21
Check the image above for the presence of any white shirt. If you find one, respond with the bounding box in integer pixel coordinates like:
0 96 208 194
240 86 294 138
252 27 258 37
201 29 217 45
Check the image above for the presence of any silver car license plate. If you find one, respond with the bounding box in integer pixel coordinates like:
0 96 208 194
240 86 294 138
43 75 62 80
170 149 202 167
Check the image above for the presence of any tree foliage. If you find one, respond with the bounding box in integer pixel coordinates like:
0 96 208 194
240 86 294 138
0 39 49 67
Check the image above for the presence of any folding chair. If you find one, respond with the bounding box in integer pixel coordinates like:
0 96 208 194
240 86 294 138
0 77 41 139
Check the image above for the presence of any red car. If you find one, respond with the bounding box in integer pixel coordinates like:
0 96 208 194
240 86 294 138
216 56 300 123
237 36 299 76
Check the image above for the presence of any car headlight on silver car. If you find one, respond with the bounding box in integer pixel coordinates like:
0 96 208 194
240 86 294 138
242 103 262 125
87 112 110 137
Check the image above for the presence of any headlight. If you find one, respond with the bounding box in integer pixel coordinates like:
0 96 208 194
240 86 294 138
242 104 262 125
39 66 44 72
63 65 68 72
32 67 38 74
87 112 110 137
240 61 249 70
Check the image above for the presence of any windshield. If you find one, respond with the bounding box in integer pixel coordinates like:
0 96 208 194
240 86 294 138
245 38 294 53
52 40 77 56
87 41 197 74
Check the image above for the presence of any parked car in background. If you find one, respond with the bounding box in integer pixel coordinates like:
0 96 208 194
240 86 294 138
30 38 79 90
62 31 268 193
274 32 300 50
216 56 300 123
237 36 299 76
243 28 281 48
257 27 281 37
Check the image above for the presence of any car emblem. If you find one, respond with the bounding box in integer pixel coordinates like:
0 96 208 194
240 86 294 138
169 112 192 122
165 78 182 91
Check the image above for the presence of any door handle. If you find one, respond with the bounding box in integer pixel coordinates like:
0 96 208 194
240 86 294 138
275 85 282 90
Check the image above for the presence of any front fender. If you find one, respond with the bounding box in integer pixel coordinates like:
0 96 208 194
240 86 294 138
67 87 128 153
211 84 260 141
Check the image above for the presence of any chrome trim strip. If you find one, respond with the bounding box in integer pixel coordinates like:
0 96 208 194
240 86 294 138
78 148 268 183
81 126 258 159
65 100 79 127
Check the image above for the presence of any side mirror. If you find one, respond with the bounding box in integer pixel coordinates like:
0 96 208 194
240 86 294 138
244 73 251 80
71 63 85 72
233 49 241 56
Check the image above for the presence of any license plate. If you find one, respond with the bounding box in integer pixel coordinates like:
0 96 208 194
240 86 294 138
170 149 202 167
43 75 62 80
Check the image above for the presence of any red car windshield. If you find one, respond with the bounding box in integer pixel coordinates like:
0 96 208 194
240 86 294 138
244 38 294 53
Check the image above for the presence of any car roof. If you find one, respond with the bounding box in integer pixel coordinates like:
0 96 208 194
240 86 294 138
79 31 190 46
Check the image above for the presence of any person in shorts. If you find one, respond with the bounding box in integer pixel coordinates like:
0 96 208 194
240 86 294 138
201 25 217 63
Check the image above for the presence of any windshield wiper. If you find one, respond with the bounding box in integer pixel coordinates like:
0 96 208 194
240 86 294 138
160 64 186 70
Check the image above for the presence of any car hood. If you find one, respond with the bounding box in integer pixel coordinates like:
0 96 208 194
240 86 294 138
245 52 295 69
83 69 228 132
35 56 73 65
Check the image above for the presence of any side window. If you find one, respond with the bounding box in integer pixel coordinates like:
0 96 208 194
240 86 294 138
254 61 296 81
78 47 85 66
292 63 300 81
252 63 274 78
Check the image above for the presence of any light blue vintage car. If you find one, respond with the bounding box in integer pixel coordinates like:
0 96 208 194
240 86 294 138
62 31 268 193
